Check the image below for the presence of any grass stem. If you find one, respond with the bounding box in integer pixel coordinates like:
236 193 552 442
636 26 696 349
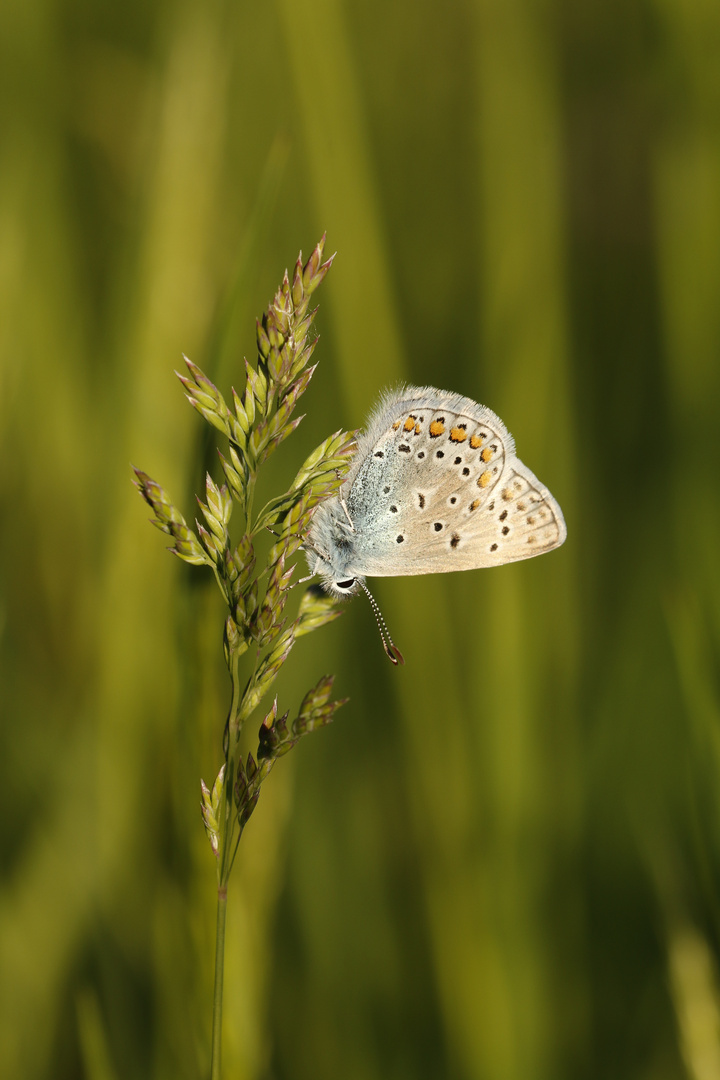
210 885 228 1080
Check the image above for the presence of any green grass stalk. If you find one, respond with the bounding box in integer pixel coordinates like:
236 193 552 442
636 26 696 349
134 237 353 1077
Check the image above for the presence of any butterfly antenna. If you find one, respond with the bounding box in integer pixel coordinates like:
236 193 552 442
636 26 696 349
355 580 405 666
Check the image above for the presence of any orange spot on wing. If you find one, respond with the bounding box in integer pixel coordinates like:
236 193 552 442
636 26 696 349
415 423 421 434
470 433 484 449
449 426 467 443
481 447 493 462
404 416 415 431
392 420 401 430
478 471 492 488
429 420 445 437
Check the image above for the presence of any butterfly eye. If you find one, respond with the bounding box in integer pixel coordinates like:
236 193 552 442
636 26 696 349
336 579 356 591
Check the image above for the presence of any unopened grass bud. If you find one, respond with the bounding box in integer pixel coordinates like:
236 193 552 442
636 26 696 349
187 397 232 437
291 258 304 307
294 586 344 639
289 338 318 382
293 311 312 348
223 616 245 665
170 536 208 566
197 503 224 546
279 563 296 592
200 765 225 857
233 583 256 631
230 385 250 435
251 601 275 644
226 536 255 601
258 703 293 761
302 238 322 291
217 450 245 507
258 708 280 757
266 533 302 569
264 416 304 460
196 521 222 563
234 758 248 807
256 317 271 359
178 357 233 438
293 674 347 736
260 616 287 652
306 254 334 295
266 316 283 350
244 579 258 621
239 791 259 828
262 697 278 728
133 468 209 566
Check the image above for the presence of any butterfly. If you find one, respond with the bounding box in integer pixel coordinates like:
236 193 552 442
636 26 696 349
305 386 566 662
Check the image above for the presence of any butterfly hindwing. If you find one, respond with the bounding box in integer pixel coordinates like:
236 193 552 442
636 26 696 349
306 386 566 586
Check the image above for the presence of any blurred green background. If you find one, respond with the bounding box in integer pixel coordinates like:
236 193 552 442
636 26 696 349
2 0 719 1077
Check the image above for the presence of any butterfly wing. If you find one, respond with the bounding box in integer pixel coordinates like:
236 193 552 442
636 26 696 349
340 387 566 578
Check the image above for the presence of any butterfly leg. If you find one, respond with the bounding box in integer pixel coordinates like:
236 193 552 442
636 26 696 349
339 496 355 532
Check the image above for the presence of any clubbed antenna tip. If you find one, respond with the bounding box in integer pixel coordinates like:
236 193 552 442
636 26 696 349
384 642 405 666
355 579 404 666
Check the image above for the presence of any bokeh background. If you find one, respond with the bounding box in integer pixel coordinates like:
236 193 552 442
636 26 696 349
2 0 720 1077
